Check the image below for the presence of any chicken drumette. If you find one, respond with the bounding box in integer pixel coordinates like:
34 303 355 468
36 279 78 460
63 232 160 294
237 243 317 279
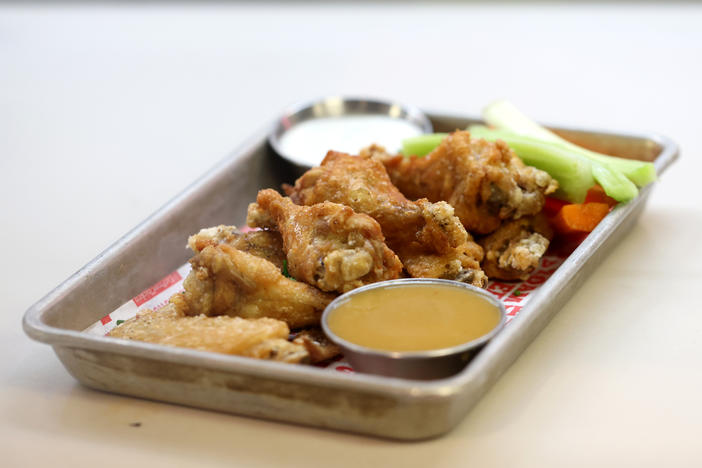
247 189 402 293
370 131 558 235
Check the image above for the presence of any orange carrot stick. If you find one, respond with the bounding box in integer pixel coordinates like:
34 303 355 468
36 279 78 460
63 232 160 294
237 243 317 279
584 185 618 207
552 202 611 234
543 196 570 218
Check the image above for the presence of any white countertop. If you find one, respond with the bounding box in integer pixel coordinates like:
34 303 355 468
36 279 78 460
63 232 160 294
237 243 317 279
2 3 701 467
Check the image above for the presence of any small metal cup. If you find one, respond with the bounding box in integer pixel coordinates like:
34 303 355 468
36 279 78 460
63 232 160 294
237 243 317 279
268 96 433 173
321 279 506 380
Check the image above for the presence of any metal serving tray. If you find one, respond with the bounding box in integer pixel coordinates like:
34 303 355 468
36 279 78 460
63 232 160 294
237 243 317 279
23 111 678 440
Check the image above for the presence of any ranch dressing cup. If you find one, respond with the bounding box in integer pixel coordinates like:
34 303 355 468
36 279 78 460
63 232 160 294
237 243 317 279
268 97 433 171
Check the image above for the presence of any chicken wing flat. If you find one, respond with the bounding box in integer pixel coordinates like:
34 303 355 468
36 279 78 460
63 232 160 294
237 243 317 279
108 301 309 363
283 151 468 255
188 225 285 269
479 213 554 281
375 131 558 234
247 189 402 293
180 243 334 328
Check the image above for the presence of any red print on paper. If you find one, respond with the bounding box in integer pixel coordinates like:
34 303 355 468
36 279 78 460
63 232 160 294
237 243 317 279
133 270 183 306
487 281 516 299
505 304 522 317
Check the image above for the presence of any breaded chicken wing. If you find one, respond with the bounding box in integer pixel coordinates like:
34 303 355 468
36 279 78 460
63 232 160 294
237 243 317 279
188 225 285 269
108 301 309 363
479 213 554 281
396 240 488 288
180 243 334 328
283 151 468 255
247 189 402 293
394 199 487 287
375 131 558 234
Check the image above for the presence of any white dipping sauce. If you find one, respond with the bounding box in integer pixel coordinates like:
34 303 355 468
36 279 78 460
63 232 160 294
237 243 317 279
277 115 425 167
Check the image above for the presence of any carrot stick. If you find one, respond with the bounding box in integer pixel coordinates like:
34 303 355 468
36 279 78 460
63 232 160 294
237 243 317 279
543 196 570 218
584 185 618 207
552 202 611 234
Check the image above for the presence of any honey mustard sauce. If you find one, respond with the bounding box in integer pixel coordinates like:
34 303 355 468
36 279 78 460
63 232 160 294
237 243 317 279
326 283 501 352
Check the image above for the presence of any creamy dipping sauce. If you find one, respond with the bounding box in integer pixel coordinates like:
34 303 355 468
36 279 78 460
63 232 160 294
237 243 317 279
277 115 425 167
326 283 501 352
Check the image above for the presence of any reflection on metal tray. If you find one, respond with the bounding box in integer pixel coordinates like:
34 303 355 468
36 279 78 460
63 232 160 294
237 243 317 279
22 111 679 440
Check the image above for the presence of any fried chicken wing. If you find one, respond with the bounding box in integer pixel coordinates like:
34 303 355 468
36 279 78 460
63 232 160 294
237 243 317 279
108 302 309 363
375 131 558 234
283 151 468 255
479 213 554 281
188 225 285 269
393 199 488 287
180 243 334 328
247 189 402 293
397 240 488 288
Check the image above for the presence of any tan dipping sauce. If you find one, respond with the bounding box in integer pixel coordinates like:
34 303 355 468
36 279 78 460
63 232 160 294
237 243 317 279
326 284 501 352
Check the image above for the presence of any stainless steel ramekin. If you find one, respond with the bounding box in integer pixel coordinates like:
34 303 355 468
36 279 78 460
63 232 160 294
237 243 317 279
268 96 433 171
321 278 506 380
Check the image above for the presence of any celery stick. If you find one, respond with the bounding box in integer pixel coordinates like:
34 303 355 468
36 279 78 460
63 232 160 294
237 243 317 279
590 163 638 202
469 126 595 202
482 99 657 188
583 151 657 187
401 133 448 157
483 100 559 143
470 126 638 202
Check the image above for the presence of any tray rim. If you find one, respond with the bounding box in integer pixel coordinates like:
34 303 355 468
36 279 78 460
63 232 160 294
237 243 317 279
22 114 680 402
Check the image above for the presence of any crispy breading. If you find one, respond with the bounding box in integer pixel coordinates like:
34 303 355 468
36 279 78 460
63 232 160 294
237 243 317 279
397 240 488 288
247 189 402 293
284 151 468 254
108 302 309 363
394 200 487 287
413 199 469 255
479 213 554 281
180 243 334 328
376 131 558 234
292 328 342 364
188 225 285 269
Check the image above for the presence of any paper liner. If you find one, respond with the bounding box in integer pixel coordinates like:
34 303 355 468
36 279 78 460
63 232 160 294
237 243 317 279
86 255 565 374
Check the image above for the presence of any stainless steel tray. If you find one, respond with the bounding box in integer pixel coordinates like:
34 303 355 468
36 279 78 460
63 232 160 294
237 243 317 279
22 111 678 440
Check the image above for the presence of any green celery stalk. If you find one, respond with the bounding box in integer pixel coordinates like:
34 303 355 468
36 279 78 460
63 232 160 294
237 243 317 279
482 99 560 143
401 133 448 157
482 99 657 188
589 162 638 202
583 151 657 187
